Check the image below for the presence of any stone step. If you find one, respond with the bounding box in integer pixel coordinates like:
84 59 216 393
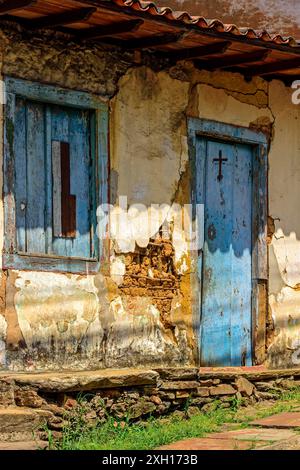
0 368 159 393
0 408 50 441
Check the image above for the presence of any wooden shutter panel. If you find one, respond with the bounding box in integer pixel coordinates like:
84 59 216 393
52 140 76 238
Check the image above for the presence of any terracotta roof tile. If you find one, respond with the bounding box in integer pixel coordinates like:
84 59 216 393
112 0 297 46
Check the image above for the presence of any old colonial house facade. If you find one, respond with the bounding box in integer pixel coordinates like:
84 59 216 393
0 0 299 372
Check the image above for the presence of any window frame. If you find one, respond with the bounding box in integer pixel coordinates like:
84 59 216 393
3 77 109 274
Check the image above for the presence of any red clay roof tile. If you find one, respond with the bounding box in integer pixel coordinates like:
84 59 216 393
111 0 297 46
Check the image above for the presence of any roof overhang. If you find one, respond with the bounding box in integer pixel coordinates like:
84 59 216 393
2 0 300 84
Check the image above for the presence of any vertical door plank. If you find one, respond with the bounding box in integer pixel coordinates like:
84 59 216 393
15 98 27 252
51 105 91 258
69 108 90 258
3 92 17 254
231 143 252 366
96 108 109 262
45 106 53 254
26 101 46 254
195 138 206 345
51 105 69 257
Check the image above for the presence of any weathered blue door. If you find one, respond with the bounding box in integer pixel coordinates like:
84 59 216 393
199 138 253 366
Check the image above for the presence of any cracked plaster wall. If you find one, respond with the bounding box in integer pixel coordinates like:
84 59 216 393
0 25 297 370
268 80 300 368
110 63 275 369
0 30 197 371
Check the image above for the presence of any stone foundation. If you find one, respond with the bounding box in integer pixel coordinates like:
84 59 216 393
1 367 300 442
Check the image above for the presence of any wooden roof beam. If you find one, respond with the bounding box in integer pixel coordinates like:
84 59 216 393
0 0 36 16
77 19 144 41
118 33 183 50
194 49 270 71
23 7 97 30
245 57 300 76
76 0 300 55
165 41 231 62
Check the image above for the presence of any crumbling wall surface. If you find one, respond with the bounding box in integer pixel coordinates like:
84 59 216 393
109 63 274 369
0 31 196 370
0 23 297 370
106 66 195 368
0 47 6 369
0 27 134 371
0 50 278 371
267 80 300 368
1 26 133 98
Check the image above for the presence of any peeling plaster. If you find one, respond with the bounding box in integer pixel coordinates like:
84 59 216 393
13 271 105 370
110 66 190 206
0 313 7 367
106 296 192 367
170 65 269 108
0 23 299 370
110 256 126 286
1 27 133 98
195 83 273 127
266 79 300 366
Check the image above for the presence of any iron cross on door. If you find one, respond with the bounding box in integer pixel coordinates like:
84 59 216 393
213 150 228 181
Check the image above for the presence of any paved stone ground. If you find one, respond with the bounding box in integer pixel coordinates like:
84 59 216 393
0 440 48 450
160 412 300 450
1 405 300 450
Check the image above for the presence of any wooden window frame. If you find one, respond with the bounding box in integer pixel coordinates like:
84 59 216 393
188 117 268 366
3 77 109 274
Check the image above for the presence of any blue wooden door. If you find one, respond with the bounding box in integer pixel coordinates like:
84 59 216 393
199 139 253 366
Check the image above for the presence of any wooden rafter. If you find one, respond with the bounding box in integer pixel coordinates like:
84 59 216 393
118 33 183 50
22 7 97 30
245 57 300 76
0 0 36 16
77 19 144 40
194 50 270 71
165 41 231 62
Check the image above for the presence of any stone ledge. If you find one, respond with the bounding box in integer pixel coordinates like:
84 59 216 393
2 366 300 393
1 367 300 443
154 368 198 381
160 381 199 390
199 366 300 381
0 369 159 393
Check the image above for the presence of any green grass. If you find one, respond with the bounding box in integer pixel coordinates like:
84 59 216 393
53 408 233 450
51 388 300 450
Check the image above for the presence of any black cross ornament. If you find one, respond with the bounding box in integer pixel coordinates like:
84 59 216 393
213 150 228 181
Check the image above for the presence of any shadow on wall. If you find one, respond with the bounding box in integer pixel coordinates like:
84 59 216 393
2 288 195 370
1 194 265 370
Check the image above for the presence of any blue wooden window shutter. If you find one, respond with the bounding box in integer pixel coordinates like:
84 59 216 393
3 77 109 274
